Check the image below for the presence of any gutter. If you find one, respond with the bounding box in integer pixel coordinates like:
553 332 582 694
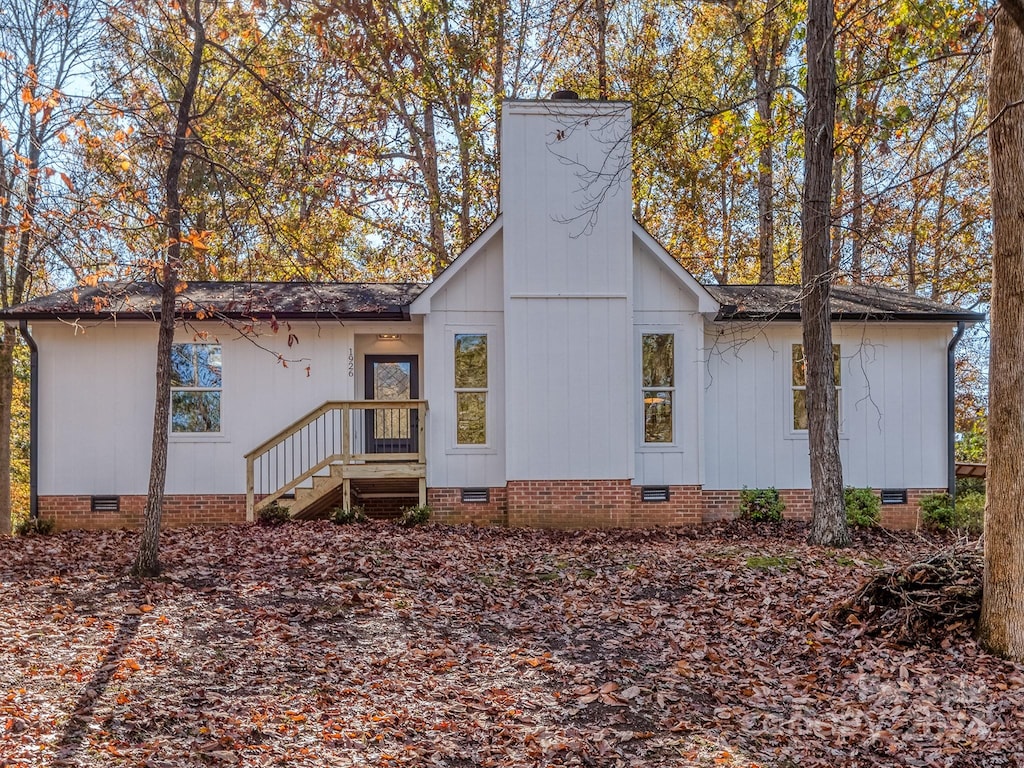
18 320 38 521
947 321 967 499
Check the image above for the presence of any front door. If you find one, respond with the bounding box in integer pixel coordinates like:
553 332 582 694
364 355 419 454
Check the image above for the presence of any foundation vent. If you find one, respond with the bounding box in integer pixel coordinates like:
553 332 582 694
641 486 671 503
880 489 907 505
91 495 120 512
461 488 490 503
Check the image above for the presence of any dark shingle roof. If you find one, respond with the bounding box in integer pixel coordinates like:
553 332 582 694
2 279 985 324
703 283 985 323
0 281 427 321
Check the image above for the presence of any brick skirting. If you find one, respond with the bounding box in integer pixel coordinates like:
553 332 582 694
429 483 935 531
38 485 937 531
428 487 508 526
39 495 246 532
700 487 936 531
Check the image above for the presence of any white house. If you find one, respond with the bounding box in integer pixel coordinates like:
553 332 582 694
2 97 983 531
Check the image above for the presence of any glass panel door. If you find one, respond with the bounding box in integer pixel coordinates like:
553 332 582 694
364 355 419 454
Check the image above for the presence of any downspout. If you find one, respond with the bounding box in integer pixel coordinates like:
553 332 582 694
18 320 38 521
947 321 966 500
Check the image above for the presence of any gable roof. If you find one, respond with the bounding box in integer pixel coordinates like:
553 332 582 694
0 280 427 321
409 216 502 314
632 222 721 313
2 274 984 326
704 283 986 323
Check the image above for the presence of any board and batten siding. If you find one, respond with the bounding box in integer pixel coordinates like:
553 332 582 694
632 237 705 487
418 235 507 488
702 321 951 490
30 319 407 496
501 100 635 481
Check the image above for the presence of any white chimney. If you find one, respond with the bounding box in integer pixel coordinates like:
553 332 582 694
500 97 635 481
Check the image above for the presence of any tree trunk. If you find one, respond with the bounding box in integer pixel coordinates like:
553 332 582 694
0 334 13 535
133 0 206 578
802 0 848 547
907 199 920 293
930 161 951 299
596 0 608 100
830 152 844 270
421 101 447 276
756 82 775 283
979 7 1024 660
851 47 865 283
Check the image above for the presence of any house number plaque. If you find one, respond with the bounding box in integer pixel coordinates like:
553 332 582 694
348 348 354 378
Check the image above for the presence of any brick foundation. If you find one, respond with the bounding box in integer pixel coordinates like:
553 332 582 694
428 487 508 526
39 495 246 532
428 483 937 531
506 479 633 528
699 487 937 531
38 485 937 532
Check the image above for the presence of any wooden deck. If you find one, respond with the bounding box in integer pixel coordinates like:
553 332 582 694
244 400 427 520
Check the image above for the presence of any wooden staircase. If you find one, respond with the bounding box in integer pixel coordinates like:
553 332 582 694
244 400 427 520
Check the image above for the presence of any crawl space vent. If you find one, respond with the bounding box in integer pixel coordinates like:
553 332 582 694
641 486 671 503
91 495 120 512
461 488 490 503
880 489 908 505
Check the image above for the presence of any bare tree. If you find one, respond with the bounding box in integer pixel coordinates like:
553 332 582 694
802 0 849 546
979 1 1024 660
131 0 207 577
0 0 98 534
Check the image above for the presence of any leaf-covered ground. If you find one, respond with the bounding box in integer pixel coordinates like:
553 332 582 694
1 522 1021 767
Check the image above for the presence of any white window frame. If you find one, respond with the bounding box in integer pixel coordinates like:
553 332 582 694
452 331 489 449
638 329 678 450
789 342 843 437
169 342 224 438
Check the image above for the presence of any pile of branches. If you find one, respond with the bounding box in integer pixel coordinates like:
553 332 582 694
835 544 983 644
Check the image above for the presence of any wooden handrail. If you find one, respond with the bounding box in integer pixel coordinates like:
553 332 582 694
244 399 427 460
245 399 429 520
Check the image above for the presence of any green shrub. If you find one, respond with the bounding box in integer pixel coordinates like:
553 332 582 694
398 504 431 528
956 476 985 497
920 491 985 535
844 487 881 528
738 487 785 523
920 493 958 532
955 491 985 536
14 517 54 536
257 502 291 526
331 505 367 525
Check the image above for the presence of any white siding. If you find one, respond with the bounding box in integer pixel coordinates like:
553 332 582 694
501 100 635 480
632 240 705 486
420 238 507 488
32 318 422 496
702 321 952 490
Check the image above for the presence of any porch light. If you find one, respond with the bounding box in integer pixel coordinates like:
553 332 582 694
378 334 402 341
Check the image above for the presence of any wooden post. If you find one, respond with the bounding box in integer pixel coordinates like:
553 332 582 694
417 402 426 464
343 477 351 512
245 456 255 522
419 477 427 507
342 404 351 463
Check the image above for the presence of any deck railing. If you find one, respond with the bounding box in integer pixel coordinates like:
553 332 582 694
244 400 427 519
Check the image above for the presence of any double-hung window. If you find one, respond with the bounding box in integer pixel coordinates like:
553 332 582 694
642 333 674 443
170 343 222 433
454 334 487 445
791 343 841 431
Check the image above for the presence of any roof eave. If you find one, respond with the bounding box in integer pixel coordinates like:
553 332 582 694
3 309 413 322
712 310 987 323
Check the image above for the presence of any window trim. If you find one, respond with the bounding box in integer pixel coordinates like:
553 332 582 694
169 342 224 437
638 329 679 450
788 341 844 438
452 331 489 449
